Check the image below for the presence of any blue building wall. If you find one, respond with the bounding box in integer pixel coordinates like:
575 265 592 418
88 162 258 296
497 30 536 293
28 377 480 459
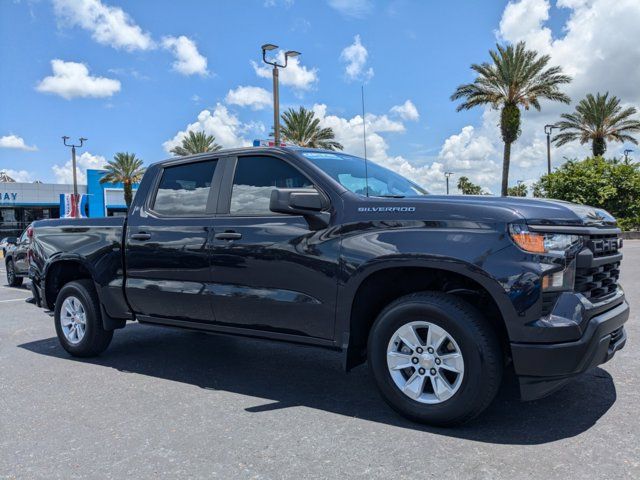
86 169 139 217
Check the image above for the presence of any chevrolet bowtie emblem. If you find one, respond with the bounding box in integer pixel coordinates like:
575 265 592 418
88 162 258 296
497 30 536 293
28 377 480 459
587 210 605 221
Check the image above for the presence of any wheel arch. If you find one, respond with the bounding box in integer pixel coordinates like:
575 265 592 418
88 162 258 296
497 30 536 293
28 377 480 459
43 256 127 331
43 256 96 311
339 258 514 371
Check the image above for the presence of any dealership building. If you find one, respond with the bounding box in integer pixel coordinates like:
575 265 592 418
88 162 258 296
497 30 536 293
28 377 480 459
0 169 136 237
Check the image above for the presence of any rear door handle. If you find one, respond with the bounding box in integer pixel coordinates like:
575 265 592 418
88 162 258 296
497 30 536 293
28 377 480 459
130 233 151 241
215 231 242 240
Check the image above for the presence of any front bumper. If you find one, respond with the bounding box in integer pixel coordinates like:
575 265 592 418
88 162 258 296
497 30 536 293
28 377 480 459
511 298 629 400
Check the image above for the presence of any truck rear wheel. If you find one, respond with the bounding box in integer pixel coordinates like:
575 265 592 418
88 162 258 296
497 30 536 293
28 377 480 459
368 292 502 426
54 279 113 357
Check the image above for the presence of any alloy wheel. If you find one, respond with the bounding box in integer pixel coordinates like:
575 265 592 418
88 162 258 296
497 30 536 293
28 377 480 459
60 296 87 345
386 321 465 404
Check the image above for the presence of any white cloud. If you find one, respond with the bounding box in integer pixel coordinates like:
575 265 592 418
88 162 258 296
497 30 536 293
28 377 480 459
340 35 374 82
499 0 640 104
162 35 208 76
52 151 107 184
36 59 121 99
497 0 553 54
311 103 446 192
264 0 294 7
0 135 38 151
252 51 318 91
162 104 256 153
52 0 154 51
390 100 419 121
437 120 502 188
2 169 34 182
312 103 404 160
327 0 373 18
225 86 271 110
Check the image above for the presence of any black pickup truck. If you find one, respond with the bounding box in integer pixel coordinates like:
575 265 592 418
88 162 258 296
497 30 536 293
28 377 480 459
28 147 628 425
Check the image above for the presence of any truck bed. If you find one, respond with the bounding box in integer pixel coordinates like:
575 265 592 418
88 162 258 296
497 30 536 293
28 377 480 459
30 216 130 320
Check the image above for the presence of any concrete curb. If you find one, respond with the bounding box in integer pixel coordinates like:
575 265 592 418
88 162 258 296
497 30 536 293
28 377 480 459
621 232 640 240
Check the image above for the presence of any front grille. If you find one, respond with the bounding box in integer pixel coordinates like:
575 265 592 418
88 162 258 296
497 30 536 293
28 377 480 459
575 233 621 301
587 234 620 257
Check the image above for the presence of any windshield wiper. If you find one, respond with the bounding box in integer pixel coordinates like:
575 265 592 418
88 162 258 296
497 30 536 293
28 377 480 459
374 194 406 198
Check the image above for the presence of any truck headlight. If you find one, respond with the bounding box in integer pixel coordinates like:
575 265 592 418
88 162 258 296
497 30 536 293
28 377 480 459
509 224 582 255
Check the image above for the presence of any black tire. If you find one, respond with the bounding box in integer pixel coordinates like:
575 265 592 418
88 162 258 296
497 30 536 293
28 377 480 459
6 260 23 287
368 292 502 426
54 279 113 357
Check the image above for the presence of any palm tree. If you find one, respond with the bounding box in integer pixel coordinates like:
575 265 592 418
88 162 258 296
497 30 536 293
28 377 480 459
280 107 343 150
100 152 145 207
553 92 640 157
451 41 571 196
170 130 221 156
457 176 485 195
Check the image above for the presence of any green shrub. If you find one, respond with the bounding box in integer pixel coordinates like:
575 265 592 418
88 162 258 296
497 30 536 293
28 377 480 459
534 156 640 230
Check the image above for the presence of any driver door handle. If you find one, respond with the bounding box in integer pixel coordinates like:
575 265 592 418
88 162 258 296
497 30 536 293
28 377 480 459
215 231 242 240
130 233 151 241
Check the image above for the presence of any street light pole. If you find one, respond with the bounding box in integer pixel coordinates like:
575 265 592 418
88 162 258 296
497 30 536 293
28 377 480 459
62 136 87 217
444 171 454 195
544 125 555 175
624 149 633 161
273 65 280 145
261 44 300 146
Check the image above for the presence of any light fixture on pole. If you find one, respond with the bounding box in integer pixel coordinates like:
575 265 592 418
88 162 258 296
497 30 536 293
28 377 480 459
624 149 633 161
444 171 454 195
261 44 300 145
62 136 87 217
544 124 556 175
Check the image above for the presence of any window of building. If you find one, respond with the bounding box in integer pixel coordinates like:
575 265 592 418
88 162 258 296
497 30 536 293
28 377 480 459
152 160 218 216
229 156 314 215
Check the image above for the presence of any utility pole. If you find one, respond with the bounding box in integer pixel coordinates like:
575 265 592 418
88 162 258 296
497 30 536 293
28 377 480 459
544 125 556 175
444 171 454 195
261 44 300 145
62 136 86 217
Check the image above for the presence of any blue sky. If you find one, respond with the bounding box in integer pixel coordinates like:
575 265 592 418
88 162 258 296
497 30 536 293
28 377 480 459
1 0 639 193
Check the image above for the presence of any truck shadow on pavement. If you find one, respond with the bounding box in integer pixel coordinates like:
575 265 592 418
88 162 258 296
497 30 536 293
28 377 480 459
19 323 617 445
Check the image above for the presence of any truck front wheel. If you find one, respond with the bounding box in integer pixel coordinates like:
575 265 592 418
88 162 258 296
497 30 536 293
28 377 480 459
54 279 113 357
368 292 502 426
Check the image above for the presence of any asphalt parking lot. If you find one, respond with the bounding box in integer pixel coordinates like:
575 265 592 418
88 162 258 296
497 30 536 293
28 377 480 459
1 244 638 480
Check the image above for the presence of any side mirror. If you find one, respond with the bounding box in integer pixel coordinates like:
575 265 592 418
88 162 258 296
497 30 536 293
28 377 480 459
270 188 330 229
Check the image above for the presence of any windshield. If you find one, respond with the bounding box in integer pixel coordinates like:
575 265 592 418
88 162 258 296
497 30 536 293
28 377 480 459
300 151 428 197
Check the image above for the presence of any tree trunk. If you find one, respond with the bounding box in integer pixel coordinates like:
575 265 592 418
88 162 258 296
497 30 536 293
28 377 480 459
124 182 132 207
501 141 511 196
592 137 606 157
499 103 520 197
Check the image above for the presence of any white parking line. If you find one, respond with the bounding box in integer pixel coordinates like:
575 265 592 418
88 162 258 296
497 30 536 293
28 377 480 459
0 298 28 303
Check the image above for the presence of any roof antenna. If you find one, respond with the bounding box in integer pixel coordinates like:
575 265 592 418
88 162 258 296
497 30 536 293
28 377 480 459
361 85 369 197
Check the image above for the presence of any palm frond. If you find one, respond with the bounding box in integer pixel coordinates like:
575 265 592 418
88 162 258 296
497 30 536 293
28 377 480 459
170 130 221 156
280 107 343 150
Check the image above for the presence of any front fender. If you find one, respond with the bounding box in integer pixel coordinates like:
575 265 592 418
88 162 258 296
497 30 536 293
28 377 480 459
334 224 523 351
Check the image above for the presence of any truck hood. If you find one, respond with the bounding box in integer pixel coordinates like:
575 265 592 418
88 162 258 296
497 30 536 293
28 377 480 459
349 194 617 228
412 195 617 227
